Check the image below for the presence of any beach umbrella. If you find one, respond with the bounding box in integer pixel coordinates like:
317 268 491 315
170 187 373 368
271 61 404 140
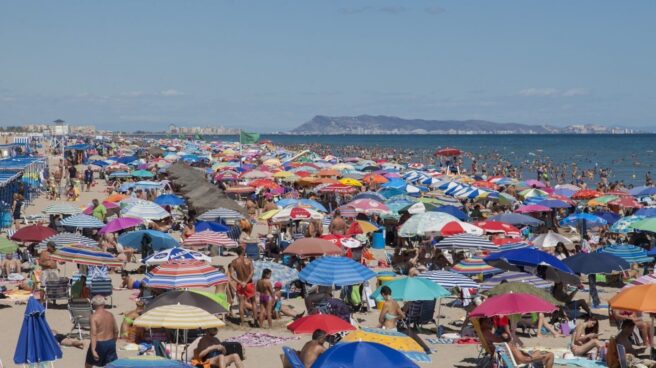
299 256 376 286
484 248 578 284
399 202 441 214
610 284 656 313
536 199 572 209
630 218 656 233
622 274 656 290
473 221 521 235
434 205 468 221
0 237 19 254
530 230 573 249
10 225 57 242
484 282 560 305
276 198 328 212
588 195 619 207
488 213 544 226
398 212 459 237
145 290 228 314
635 208 656 217
182 230 238 248
519 188 548 198
609 215 646 233
283 238 342 257
340 328 430 363
598 244 653 264
469 293 557 317
51 243 123 267
118 230 179 251
105 193 128 203
451 256 503 276
515 204 551 214
370 277 450 301
311 341 419 368
60 214 105 229
135 304 225 329
144 261 228 289
154 194 185 207
477 191 517 206
592 211 622 225
37 232 99 249
435 147 461 156
608 197 642 210
131 169 155 178
194 221 230 233
480 271 553 291
439 221 484 236
560 213 607 227
197 207 244 221
572 189 602 200
142 248 211 265
82 201 121 216
346 199 390 215
107 356 193 368
490 238 532 252
271 207 324 223
435 233 496 250
288 314 356 335
42 203 81 215
253 261 299 285
417 270 479 290
122 200 170 221
564 252 630 275
99 217 144 234
13 296 63 366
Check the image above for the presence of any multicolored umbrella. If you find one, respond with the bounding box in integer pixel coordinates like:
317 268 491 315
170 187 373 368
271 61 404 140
299 256 375 286
610 215 646 233
288 314 355 335
439 221 484 236
622 274 656 290
60 214 105 228
182 230 238 248
435 233 496 250
271 206 324 223
134 304 225 329
51 244 123 267
370 277 450 301
451 256 502 276
99 217 144 234
598 244 653 264
145 290 228 314
121 200 170 221
519 188 548 198
10 225 57 242
144 261 228 289
341 328 430 363
142 248 211 265
197 207 244 221
253 261 299 285
480 271 553 291
469 293 557 317
42 203 81 215
629 218 656 233
346 199 391 215
37 232 99 249
418 270 479 290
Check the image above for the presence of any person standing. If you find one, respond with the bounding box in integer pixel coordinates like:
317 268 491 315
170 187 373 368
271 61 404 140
328 210 346 235
12 193 24 230
68 162 78 186
91 199 107 223
84 165 94 192
229 247 256 325
85 296 118 368
39 242 59 284
256 268 274 329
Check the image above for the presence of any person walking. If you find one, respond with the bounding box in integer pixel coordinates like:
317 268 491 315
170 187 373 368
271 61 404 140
85 296 118 368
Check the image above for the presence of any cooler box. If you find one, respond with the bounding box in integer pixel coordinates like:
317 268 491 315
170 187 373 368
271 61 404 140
372 231 385 249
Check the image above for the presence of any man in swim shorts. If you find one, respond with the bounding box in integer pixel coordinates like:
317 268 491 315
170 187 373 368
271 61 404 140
229 247 256 325
85 296 118 368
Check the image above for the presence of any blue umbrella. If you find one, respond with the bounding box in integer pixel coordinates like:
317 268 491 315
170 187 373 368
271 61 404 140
563 252 630 274
434 205 468 221
154 194 186 207
536 199 571 209
195 221 230 233
312 342 419 368
118 230 179 251
593 211 621 225
299 256 376 286
637 187 656 197
553 188 576 198
635 208 656 217
560 213 607 227
378 188 405 198
14 296 63 365
484 248 579 284
353 192 387 203
629 186 650 196
276 198 328 212
598 244 653 264
488 213 544 226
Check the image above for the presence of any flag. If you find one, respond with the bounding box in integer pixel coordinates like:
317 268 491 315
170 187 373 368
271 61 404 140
240 130 260 145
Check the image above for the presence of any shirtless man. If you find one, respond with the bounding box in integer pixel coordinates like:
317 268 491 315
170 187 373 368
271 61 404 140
2 253 21 277
300 329 327 368
328 210 346 235
229 247 256 325
195 328 244 368
85 296 118 368
39 242 59 284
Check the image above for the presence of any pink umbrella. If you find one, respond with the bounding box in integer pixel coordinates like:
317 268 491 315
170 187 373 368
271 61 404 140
515 204 552 214
99 217 144 234
469 293 556 317
347 199 391 215
183 230 239 248
524 179 546 188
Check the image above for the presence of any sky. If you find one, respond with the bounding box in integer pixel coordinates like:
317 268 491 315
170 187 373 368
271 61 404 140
0 0 654 132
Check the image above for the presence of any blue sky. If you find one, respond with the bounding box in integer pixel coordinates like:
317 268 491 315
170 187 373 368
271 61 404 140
0 0 654 131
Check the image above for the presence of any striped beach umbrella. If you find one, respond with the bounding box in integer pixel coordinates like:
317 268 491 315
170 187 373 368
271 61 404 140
610 215 646 233
490 240 531 253
134 304 225 329
197 208 244 221
417 270 479 290
451 256 503 276
60 214 105 229
42 203 82 215
142 248 211 265
435 233 497 250
121 201 170 221
598 244 653 264
622 274 656 290
144 261 228 289
299 256 376 287
182 230 238 248
341 327 431 363
253 261 299 286
37 233 98 249
480 271 553 291
51 244 123 267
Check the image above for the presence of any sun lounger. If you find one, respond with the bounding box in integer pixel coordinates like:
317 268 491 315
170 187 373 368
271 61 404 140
68 298 92 339
44 277 70 309
89 278 113 307
282 346 304 368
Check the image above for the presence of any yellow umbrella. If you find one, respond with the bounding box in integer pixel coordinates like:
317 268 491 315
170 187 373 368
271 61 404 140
263 158 282 167
134 304 225 329
273 171 294 178
258 209 280 221
340 178 363 187
342 327 424 353
355 220 379 234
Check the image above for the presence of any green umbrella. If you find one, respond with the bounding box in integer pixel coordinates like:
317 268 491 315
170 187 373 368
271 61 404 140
0 238 18 254
483 282 562 306
370 277 450 301
631 218 656 233
131 170 155 178
191 290 230 311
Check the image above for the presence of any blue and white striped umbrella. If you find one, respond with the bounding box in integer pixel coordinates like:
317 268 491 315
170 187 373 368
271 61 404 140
598 244 653 264
253 261 299 286
299 256 376 286
42 203 82 215
197 208 244 221
37 232 98 249
480 271 553 291
489 241 532 253
142 248 210 265
121 200 170 221
435 233 497 250
60 214 104 229
417 270 479 290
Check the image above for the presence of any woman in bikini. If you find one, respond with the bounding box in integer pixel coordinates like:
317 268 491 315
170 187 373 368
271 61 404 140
256 268 274 329
378 285 404 329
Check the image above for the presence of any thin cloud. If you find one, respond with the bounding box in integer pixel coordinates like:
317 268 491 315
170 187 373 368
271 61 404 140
120 91 145 97
160 89 185 97
519 88 589 97
562 88 589 97
425 6 446 15
379 6 406 14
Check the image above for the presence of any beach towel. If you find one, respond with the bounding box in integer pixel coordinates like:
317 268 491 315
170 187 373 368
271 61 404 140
225 332 299 348
554 358 607 367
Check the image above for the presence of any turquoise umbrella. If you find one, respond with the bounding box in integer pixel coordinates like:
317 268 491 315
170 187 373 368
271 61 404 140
131 170 155 178
598 244 653 264
610 215 646 233
370 277 450 301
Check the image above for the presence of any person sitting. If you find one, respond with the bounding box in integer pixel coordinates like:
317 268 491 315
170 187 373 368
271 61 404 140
71 275 91 299
552 282 592 317
52 329 85 349
117 270 141 290
299 329 326 368
571 316 605 357
612 308 653 348
2 253 21 277
119 300 145 342
501 332 554 368
194 328 244 368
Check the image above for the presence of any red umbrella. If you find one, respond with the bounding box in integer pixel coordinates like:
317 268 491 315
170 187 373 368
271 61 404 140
183 230 239 248
572 189 602 200
287 314 356 335
608 197 642 209
441 221 484 236
473 221 520 236
435 147 462 156
320 184 357 194
248 179 280 190
282 238 342 257
11 225 57 242
469 293 557 317
320 234 350 247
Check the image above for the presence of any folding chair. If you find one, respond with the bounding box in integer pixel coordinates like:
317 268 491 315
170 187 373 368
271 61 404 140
282 346 305 368
494 342 534 368
68 298 92 340
472 318 495 367
617 343 628 368
44 277 70 309
90 278 113 307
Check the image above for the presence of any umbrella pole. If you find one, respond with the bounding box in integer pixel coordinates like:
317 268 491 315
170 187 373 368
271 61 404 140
652 315 654 359
436 297 442 336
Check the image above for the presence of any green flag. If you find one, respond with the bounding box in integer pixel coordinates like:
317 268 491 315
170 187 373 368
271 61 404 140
240 130 260 145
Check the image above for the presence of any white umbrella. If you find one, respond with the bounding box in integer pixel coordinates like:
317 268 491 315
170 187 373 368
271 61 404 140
531 230 574 249
398 212 459 237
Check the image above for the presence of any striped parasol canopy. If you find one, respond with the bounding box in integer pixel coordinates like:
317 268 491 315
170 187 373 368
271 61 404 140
598 244 653 264
435 233 497 250
417 270 479 290
42 203 81 215
134 304 225 329
142 248 211 265
37 232 99 249
610 215 646 233
253 261 299 286
451 256 503 276
299 256 376 286
121 200 170 221
197 208 244 221
480 271 553 291
144 261 228 289
50 243 123 267
60 214 105 228
182 230 238 248
622 274 656 290
489 240 532 253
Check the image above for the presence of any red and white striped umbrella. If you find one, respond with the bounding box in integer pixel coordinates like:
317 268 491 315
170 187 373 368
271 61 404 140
346 199 391 215
183 230 238 248
440 221 484 236
473 221 521 236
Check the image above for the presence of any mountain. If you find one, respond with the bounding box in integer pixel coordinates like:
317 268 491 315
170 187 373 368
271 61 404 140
289 115 638 134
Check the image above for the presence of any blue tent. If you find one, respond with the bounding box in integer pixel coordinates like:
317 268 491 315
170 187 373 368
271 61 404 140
195 221 230 233
14 297 63 365
434 205 468 221
118 230 179 251
154 194 186 207
311 342 419 368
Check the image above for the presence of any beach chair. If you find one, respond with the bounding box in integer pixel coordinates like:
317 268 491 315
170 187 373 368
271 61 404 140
472 318 495 367
245 243 260 261
402 299 436 330
68 298 92 339
617 343 628 368
89 278 113 307
282 346 305 368
494 342 534 368
44 277 70 309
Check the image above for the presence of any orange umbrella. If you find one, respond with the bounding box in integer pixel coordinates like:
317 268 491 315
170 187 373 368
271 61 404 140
317 169 341 177
105 193 127 203
609 284 656 312
363 174 389 184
